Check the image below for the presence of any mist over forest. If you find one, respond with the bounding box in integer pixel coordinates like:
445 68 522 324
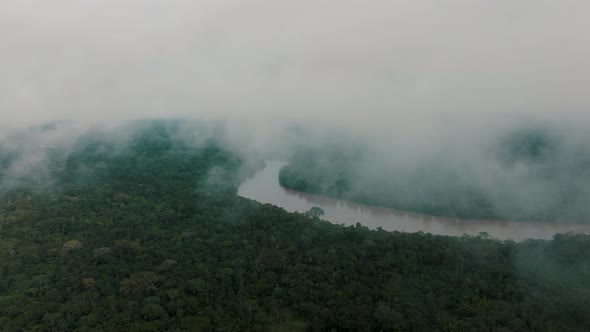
280 124 590 222
1 0 590 330
3 118 589 224
0 120 589 330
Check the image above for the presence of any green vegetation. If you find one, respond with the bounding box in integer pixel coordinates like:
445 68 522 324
1 121 590 331
279 128 590 222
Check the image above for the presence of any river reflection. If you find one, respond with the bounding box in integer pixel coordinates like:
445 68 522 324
237 161 590 241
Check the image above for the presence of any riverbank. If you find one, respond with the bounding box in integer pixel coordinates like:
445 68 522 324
239 161 590 241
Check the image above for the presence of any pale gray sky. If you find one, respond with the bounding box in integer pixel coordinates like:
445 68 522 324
1 0 589 131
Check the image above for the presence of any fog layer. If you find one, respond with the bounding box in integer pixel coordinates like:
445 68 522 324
1 0 589 128
1 1 589 223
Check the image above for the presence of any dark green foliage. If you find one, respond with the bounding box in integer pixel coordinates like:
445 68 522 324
0 121 589 331
304 207 325 220
279 128 590 222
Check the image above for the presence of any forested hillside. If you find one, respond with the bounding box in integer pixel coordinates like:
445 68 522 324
279 128 590 222
1 122 590 331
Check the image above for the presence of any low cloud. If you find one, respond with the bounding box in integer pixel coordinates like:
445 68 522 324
0 0 588 129
0 0 589 222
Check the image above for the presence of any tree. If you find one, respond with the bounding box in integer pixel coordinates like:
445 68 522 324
120 272 160 295
141 303 168 321
62 240 82 253
305 207 325 220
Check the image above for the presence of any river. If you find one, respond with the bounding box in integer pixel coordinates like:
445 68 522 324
238 161 590 241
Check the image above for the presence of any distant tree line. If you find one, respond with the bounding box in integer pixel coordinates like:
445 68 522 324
279 128 590 222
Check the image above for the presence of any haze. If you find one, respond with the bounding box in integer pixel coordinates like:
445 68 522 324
1 0 590 222
2 0 589 129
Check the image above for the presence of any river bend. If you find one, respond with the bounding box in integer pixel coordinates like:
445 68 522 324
238 161 590 241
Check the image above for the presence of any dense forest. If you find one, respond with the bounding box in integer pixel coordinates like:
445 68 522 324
279 128 590 222
1 121 590 331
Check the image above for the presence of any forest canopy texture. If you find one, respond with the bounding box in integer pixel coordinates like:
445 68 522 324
0 121 590 331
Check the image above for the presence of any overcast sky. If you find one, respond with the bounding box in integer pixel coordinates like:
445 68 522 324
1 0 589 133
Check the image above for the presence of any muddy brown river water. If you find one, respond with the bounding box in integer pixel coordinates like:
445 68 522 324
238 161 590 241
